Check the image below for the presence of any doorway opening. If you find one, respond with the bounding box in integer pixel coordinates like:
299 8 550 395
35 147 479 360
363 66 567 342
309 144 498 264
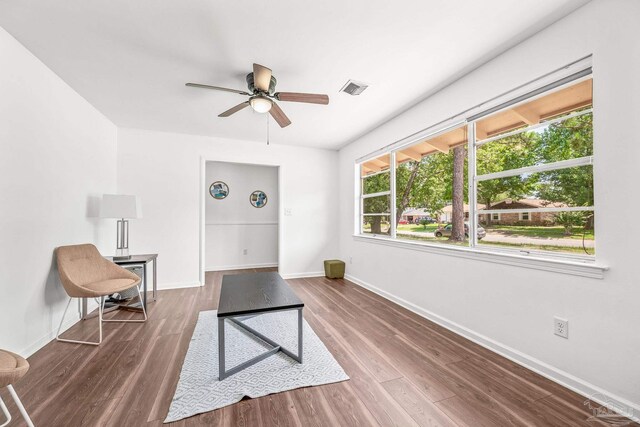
201 161 279 279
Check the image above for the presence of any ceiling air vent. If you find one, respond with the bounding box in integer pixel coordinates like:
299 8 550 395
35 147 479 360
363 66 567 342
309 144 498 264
340 80 368 96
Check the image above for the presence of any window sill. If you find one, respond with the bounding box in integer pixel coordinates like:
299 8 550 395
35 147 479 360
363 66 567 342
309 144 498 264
352 234 607 279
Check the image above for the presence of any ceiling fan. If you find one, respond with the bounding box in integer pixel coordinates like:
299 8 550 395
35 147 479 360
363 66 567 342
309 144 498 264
186 63 329 128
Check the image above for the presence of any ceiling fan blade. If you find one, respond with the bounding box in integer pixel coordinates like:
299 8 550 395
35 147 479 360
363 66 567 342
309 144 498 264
276 92 329 105
253 63 272 92
269 102 292 128
218 101 250 117
186 83 250 96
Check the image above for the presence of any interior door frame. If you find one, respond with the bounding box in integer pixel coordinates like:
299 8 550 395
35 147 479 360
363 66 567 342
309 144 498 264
199 157 282 285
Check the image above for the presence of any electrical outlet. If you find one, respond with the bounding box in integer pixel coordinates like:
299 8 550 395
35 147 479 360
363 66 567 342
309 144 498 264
554 317 569 338
243 249 248 255
349 256 353 264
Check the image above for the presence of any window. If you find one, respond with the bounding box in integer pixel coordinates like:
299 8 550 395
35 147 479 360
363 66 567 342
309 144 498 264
394 125 468 246
357 70 595 260
475 77 594 256
360 154 391 236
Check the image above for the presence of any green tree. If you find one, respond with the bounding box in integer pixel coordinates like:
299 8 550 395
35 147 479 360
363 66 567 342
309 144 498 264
395 154 450 226
534 112 594 229
476 132 538 224
534 113 593 206
554 211 586 236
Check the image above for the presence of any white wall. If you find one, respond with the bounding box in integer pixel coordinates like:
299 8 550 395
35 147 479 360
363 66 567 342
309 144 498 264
117 128 338 286
0 27 117 356
205 161 278 270
339 0 640 413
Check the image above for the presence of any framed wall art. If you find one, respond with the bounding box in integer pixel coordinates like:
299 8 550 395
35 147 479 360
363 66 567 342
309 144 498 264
249 190 267 208
209 181 229 200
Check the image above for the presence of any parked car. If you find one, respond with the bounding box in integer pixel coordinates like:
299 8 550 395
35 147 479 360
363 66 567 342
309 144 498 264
398 219 408 225
434 222 486 240
414 216 436 224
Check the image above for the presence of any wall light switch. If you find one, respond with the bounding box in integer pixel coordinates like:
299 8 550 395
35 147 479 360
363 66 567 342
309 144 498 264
284 208 292 216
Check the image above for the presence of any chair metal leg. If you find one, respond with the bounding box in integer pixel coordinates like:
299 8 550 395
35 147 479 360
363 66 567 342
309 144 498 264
56 297 103 346
102 285 147 323
6 385 34 427
0 395 11 427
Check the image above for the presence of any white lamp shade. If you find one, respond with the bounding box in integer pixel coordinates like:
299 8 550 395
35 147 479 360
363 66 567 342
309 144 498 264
100 194 142 219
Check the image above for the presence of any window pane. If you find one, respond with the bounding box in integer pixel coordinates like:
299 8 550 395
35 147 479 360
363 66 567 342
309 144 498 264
477 164 593 212
361 154 391 196
362 215 391 236
477 211 595 256
362 171 390 195
395 125 469 246
363 195 391 214
476 111 593 175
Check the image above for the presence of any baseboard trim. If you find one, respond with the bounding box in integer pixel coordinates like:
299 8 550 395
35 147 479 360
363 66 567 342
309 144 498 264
21 297 100 357
22 316 78 358
159 281 202 290
206 263 279 271
345 273 640 423
281 271 325 280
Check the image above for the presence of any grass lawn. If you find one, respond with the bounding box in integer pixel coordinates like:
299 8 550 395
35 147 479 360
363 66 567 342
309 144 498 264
396 224 440 233
367 223 595 254
397 234 470 246
484 225 594 240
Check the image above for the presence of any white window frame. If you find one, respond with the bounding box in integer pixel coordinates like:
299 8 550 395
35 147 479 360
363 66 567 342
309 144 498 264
360 165 392 236
492 213 501 221
520 212 530 221
354 57 606 278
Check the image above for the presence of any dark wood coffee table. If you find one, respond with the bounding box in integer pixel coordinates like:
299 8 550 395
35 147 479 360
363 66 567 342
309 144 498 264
217 272 304 380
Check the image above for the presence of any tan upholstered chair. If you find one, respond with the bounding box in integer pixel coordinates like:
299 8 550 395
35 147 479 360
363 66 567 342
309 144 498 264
55 244 147 346
0 350 34 427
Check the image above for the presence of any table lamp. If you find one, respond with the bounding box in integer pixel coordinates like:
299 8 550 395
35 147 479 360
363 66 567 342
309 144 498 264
100 194 142 260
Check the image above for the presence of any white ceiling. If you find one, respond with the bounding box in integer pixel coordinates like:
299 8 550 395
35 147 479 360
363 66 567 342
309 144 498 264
0 0 589 150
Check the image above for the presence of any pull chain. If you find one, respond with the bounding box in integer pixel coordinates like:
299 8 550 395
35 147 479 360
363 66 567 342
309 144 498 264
266 114 270 146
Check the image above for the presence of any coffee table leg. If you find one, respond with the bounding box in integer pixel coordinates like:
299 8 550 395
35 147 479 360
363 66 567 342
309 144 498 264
218 317 226 380
298 308 303 363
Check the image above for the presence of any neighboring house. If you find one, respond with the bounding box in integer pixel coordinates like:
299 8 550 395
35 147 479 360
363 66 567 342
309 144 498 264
439 203 485 223
400 208 432 223
402 204 487 223
481 199 567 225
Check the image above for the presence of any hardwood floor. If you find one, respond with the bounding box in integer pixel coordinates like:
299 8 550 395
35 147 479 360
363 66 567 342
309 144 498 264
1 269 635 426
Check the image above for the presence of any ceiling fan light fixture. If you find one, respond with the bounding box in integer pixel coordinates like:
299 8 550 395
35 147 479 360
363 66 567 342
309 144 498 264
186 62 328 127
250 96 272 113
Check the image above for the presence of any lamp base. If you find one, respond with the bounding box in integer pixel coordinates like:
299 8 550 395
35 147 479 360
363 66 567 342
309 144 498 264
114 243 129 260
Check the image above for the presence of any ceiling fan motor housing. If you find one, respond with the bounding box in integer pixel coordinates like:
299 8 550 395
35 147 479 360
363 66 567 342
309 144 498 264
246 73 277 95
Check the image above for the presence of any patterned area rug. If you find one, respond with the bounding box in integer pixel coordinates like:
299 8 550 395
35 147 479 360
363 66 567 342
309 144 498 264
164 310 349 423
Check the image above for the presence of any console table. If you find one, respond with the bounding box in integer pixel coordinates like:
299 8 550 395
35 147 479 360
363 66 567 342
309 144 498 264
81 253 158 319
